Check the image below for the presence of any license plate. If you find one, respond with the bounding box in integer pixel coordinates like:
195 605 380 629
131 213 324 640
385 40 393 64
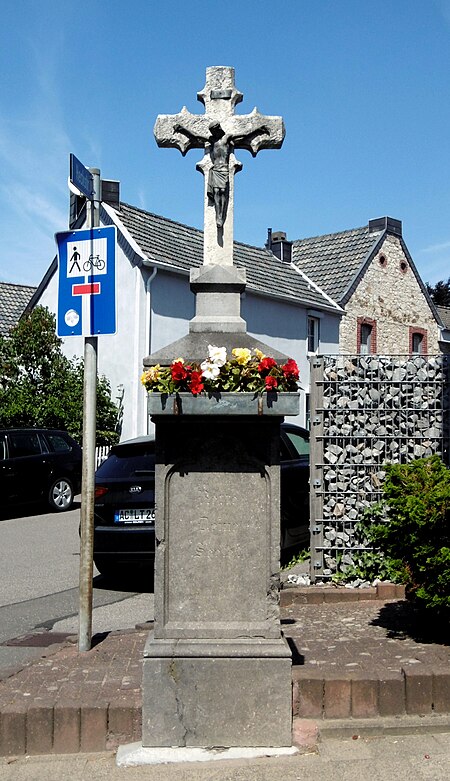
114 508 155 524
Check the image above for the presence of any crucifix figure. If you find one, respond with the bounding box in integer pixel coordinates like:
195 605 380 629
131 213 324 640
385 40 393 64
154 66 285 266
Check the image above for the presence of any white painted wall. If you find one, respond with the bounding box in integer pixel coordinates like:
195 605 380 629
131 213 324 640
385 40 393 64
243 294 340 424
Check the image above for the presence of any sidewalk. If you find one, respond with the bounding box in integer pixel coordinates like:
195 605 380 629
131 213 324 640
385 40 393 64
0 584 449 757
2 732 450 781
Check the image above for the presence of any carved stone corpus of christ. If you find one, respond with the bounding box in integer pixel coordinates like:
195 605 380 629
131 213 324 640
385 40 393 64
154 66 285 267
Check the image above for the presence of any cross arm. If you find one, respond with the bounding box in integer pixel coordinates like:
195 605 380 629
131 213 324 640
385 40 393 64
154 107 211 156
226 108 285 157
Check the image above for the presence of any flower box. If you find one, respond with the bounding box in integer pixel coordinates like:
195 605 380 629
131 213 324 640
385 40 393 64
147 391 300 417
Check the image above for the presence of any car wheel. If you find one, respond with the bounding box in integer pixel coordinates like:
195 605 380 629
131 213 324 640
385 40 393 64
48 478 74 512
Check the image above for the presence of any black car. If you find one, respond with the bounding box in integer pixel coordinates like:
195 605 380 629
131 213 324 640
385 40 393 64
0 428 82 512
93 424 309 577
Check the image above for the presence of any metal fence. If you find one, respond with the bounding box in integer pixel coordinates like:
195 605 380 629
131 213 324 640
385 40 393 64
95 445 110 469
309 354 450 582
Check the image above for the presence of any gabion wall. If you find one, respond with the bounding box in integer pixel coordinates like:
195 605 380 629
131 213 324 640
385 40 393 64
309 354 449 582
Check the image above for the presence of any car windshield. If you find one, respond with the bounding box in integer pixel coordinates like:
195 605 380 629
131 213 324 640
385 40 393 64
96 444 155 478
284 429 309 457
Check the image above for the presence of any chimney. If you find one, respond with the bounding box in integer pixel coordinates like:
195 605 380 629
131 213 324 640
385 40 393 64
266 228 292 263
69 179 120 228
368 216 402 236
101 179 120 209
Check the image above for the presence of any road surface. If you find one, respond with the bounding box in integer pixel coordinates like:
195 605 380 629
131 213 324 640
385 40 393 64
0 500 153 676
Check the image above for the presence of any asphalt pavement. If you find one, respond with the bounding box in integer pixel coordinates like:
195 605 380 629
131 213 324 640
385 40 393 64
0 502 154 677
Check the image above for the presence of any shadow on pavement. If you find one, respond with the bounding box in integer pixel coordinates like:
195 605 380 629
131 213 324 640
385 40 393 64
371 600 450 645
93 571 155 594
0 500 81 521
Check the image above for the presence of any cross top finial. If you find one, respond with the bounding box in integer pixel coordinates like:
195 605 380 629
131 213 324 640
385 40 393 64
196 66 243 120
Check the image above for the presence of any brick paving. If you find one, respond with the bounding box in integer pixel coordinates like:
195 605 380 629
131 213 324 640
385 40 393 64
0 591 449 756
284 594 450 720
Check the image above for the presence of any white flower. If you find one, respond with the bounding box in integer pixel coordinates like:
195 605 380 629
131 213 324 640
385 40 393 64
207 344 227 367
201 360 221 380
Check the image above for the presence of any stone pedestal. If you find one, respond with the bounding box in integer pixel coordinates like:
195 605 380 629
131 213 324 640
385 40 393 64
142 394 298 747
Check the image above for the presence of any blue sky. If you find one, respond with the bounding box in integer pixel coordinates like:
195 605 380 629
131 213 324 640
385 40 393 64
1 0 450 289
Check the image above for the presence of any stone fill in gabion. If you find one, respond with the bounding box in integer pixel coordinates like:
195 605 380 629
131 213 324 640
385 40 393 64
309 354 449 581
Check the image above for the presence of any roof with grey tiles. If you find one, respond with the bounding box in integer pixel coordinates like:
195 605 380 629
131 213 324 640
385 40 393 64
115 203 341 312
0 282 36 337
436 305 450 330
292 225 384 302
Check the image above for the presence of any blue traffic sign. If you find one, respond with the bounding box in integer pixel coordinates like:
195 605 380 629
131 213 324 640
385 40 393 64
70 153 94 199
56 226 117 337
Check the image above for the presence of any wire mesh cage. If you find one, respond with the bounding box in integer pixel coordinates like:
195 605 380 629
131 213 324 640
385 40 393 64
309 354 449 581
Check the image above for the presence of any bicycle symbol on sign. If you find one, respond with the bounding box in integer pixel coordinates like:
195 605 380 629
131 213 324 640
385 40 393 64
83 254 105 272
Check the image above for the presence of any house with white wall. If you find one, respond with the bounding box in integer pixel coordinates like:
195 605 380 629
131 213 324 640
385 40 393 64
29 186 342 440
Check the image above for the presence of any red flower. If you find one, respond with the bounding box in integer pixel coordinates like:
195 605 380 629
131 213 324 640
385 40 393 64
258 356 277 374
281 358 299 380
171 361 188 382
189 371 204 396
265 375 278 391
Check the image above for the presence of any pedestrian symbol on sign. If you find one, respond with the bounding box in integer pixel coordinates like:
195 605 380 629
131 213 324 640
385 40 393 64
66 238 107 279
69 247 81 274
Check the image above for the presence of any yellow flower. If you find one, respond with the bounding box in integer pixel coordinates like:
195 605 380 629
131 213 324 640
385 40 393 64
254 348 266 360
141 365 160 385
232 348 251 366
173 357 185 364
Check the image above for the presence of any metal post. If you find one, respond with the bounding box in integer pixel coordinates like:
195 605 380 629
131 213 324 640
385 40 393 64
78 168 100 652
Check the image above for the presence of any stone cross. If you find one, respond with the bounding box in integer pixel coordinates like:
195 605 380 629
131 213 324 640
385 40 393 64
154 66 285 267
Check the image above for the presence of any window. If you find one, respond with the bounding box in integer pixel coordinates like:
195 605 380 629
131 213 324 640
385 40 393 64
409 327 427 355
284 429 310 457
357 317 377 354
360 323 372 354
412 333 423 354
9 431 42 458
307 316 319 353
46 433 71 453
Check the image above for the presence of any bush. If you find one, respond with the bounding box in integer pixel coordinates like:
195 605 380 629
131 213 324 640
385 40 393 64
0 307 120 444
366 456 450 616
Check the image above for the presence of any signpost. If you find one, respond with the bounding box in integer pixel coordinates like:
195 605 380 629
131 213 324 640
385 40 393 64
56 158 112 653
55 226 117 337
70 153 94 199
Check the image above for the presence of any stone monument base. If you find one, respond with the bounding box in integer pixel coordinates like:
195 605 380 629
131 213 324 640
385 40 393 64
142 634 292 747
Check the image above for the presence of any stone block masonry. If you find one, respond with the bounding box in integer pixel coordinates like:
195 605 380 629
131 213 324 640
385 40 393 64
340 234 440 355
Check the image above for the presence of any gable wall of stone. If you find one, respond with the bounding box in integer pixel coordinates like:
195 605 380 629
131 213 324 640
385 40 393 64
339 234 440 354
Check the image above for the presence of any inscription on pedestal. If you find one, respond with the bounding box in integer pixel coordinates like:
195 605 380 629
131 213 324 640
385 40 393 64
152 417 282 641
165 470 269 633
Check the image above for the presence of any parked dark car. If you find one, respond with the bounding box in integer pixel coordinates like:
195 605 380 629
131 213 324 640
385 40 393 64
0 428 82 512
93 424 309 577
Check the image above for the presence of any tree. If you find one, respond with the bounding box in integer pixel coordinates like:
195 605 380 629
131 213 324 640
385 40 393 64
426 278 450 307
0 307 119 444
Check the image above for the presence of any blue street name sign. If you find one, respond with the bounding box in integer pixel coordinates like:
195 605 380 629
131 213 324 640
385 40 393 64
55 226 117 337
70 153 94 199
